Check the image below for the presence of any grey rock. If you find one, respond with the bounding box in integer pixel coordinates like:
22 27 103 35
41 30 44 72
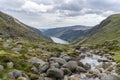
47 68 64 78
7 62 14 68
61 68 72 75
50 57 66 66
76 66 87 73
63 61 78 72
8 70 22 79
0 65 4 72
28 57 45 66
101 74 118 80
31 66 38 74
40 62 49 73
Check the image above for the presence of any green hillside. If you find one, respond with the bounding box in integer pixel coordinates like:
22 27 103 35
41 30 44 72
82 14 120 45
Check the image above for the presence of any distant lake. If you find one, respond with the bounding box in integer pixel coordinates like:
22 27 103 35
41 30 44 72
51 37 69 44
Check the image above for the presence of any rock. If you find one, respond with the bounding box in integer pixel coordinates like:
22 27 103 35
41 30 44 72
0 65 4 72
17 77 27 80
8 70 22 79
50 57 66 66
83 63 91 70
40 62 49 73
79 54 86 59
61 68 72 75
77 62 84 67
7 62 14 68
98 58 111 62
50 62 60 68
76 66 87 73
102 62 112 69
86 52 93 57
80 47 90 52
22 73 30 80
31 66 38 74
63 61 78 72
28 57 46 66
64 76 69 80
89 69 101 78
39 77 56 80
47 68 64 78
61 55 72 62
70 76 79 80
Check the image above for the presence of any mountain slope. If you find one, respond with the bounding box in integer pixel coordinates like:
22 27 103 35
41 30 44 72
82 14 120 45
43 25 91 42
0 11 49 41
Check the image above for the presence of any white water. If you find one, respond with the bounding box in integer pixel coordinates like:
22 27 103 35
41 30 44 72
80 55 102 69
51 37 69 44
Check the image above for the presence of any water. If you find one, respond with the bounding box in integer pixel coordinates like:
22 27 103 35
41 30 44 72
51 37 69 44
80 55 102 69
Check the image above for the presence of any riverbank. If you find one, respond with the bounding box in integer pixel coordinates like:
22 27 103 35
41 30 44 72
32 47 120 80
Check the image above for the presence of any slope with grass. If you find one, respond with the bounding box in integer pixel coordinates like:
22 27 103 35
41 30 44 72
82 14 120 45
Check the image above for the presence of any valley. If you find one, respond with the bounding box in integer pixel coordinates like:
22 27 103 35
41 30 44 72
0 11 120 80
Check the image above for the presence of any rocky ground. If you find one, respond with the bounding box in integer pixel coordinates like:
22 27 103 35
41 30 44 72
3 47 119 80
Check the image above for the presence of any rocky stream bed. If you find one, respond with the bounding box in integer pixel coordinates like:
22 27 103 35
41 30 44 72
6 47 120 80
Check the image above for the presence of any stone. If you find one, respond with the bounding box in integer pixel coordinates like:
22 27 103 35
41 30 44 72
31 66 38 74
7 62 14 68
8 70 22 79
61 68 72 75
83 63 91 70
70 76 79 80
76 66 87 73
47 68 64 78
0 65 4 72
50 57 66 66
28 57 46 66
40 62 49 73
17 77 27 80
63 61 78 72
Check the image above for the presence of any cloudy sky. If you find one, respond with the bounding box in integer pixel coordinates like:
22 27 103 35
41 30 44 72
0 0 119 28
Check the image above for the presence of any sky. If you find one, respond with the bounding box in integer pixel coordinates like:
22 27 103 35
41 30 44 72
0 0 119 29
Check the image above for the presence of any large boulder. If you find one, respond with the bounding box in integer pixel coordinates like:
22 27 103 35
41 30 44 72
40 62 49 73
63 61 78 72
8 70 22 79
47 68 64 78
101 74 119 80
31 66 39 74
50 57 66 66
28 57 46 66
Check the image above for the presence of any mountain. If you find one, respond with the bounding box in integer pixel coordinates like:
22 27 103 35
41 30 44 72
81 14 120 45
43 25 92 42
0 11 50 41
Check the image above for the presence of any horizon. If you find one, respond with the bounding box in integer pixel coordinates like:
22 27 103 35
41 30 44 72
0 0 120 28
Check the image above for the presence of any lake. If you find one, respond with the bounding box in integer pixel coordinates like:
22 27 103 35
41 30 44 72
51 37 69 44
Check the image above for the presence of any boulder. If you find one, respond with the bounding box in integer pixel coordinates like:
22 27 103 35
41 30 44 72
47 68 64 78
28 57 46 66
40 62 49 73
31 66 38 74
76 66 87 73
0 65 4 72
50 62 60 68
63 61 78 72
17 77 27 80
50 57 66 66
83 63 91 70
8 70 22 79
61 68 72 75
7 62 14 68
